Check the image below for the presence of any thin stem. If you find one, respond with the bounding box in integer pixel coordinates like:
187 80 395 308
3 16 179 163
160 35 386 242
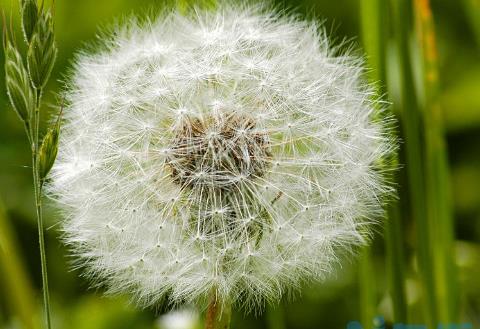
34 88 42 151
204 293 231 329
30 87 52 329
33 162 52 329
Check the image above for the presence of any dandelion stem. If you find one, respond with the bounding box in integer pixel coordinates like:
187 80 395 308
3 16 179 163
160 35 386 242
358 249 376 326
205 293 231 329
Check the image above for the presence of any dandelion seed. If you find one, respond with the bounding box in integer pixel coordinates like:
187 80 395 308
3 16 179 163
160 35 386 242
48 4 396 312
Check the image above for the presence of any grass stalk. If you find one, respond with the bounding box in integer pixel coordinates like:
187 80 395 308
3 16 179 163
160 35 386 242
390 0 442 327
413 0 458 323
360 0 407 322
30 87 52 329
0 198 40 329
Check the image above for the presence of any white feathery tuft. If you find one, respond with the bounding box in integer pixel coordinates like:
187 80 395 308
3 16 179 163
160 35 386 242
48 3 397 311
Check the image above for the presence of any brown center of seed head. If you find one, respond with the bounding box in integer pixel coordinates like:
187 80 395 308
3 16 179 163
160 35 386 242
166 112 271 190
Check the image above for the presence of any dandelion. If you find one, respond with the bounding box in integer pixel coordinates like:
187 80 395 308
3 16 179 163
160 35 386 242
48 3 395 327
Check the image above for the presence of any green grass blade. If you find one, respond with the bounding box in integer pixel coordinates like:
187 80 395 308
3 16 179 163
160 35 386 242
360 0 386 84
389 0 437 327
413 0 459 323
360 0 407 323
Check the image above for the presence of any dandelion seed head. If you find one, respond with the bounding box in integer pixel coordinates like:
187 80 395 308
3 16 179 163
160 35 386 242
48 4 396 311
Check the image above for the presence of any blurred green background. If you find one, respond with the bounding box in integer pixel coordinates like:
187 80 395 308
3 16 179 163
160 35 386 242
0 0 479 328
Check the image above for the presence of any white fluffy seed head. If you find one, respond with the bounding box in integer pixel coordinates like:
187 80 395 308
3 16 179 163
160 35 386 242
48 3 396 311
